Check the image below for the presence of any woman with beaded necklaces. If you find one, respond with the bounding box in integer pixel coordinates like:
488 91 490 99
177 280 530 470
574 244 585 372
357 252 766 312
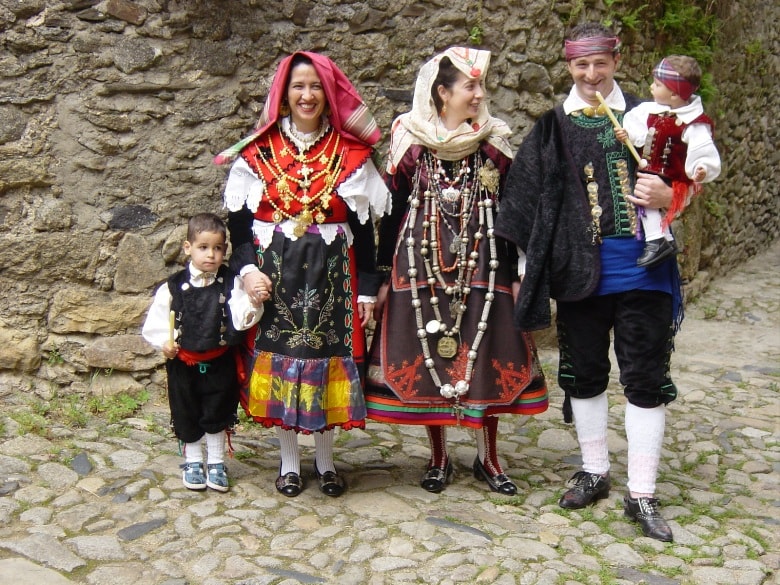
365 47 549 494
215 52 391 498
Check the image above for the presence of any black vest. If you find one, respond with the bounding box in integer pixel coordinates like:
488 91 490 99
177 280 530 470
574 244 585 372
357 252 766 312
168 265 245 352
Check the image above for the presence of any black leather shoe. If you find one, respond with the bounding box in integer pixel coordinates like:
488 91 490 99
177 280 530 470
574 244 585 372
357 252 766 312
314 463 345 497
558 471 611 509
473 457 517 496
420 460 453 493
637 238 677 268
275 472 303 497
623 495 674 542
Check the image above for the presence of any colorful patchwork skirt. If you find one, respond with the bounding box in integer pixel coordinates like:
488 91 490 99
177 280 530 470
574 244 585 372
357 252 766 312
239 228 367 433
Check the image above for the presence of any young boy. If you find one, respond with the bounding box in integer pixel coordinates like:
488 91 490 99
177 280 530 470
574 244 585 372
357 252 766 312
615 55 721 269
142 213 266 492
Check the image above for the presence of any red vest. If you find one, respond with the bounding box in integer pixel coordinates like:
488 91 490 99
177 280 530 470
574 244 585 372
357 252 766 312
241 125 372 228
642 112 713 184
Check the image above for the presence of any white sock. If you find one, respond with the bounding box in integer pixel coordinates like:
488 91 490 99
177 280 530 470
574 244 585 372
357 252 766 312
641 209 665 241
184 438 203 463
314 429 336 473
205 431 226 465
625 403 666 497
277 428 300 476
570 394 610 475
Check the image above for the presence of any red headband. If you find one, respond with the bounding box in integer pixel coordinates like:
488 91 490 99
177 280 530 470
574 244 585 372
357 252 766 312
653 58 697 100
565 36 621 60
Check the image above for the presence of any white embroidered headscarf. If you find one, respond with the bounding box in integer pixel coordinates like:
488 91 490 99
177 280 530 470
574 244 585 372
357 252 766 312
387 47 512 173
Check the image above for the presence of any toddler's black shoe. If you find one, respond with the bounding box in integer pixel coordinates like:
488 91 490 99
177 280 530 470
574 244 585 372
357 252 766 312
637 238 677 268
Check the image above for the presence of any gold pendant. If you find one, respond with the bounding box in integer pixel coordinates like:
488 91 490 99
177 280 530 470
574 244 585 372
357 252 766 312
478 160 500 193
437 336 458 359
293 222 306 238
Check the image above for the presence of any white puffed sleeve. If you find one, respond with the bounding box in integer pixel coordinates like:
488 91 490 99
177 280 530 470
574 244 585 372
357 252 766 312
223 157 265 213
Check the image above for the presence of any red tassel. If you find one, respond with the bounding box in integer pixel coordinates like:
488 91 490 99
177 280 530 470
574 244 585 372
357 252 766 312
662 181 701 229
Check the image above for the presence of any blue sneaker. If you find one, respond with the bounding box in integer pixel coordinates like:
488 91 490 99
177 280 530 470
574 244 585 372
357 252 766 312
206 463 229 492
181 462 206 490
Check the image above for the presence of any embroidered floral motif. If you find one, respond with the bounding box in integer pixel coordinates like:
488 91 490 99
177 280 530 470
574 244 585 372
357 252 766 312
492 359 531 401
265 252 340 349
385 355 425 397
597 126 618 148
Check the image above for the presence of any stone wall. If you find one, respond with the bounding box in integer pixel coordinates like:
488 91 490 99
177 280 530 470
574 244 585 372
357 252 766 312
0 0 777 395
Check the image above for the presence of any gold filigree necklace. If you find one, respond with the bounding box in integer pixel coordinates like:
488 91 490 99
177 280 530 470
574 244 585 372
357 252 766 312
254 126 342 237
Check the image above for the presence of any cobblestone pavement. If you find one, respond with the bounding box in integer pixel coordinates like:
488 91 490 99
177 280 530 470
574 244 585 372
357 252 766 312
1 241 778 585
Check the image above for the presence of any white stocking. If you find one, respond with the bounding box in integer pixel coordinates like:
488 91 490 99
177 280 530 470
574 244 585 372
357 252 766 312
570 394 610 475
184 438 203 463
205 431 226 465
277 428 300 476
314 429 336 473
641 208 672 241
626 403 666 497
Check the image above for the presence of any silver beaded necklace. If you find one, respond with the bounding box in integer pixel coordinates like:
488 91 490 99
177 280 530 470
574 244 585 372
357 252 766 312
403 152 500 403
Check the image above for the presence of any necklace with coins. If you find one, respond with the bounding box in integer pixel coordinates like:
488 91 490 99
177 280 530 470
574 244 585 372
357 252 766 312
403 151 501 404
254 123 342 237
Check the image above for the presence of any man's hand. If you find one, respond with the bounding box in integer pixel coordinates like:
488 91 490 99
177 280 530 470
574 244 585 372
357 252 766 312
629 172 673 210
357 301 375 329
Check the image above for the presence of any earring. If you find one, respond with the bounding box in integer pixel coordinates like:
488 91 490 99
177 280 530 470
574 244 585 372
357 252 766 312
442 104 448 115
279 100 290 117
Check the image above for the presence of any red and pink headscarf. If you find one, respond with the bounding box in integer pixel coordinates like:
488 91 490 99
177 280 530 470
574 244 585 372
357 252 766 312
214 51 380 165
653 58 698 100
564 36 621 60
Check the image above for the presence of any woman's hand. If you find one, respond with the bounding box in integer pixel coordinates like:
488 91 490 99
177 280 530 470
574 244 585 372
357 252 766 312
628 172 673 210
372 282 390 322
243 271 273 306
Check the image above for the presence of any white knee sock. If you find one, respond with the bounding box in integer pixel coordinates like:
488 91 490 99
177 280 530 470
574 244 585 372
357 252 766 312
205 431 226 465
184 438 203 463
641 208 672 241
625 403 666 496
570 394 610 475
314 429 336 473
277 428 300 476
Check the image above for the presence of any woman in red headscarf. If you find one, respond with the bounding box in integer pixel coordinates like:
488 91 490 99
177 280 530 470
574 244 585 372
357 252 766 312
216 52 391 498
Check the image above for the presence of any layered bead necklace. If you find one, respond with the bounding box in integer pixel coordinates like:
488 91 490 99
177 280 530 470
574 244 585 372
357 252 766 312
403 151 500 404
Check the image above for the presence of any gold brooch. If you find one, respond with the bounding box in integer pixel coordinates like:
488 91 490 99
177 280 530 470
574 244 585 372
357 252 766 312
478 160 500 193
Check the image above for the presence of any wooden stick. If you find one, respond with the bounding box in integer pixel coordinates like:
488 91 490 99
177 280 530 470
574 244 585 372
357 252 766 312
169 310 176 347
594 91 646 168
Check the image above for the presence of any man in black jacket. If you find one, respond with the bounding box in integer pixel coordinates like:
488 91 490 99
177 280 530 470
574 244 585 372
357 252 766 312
496 23 682 542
